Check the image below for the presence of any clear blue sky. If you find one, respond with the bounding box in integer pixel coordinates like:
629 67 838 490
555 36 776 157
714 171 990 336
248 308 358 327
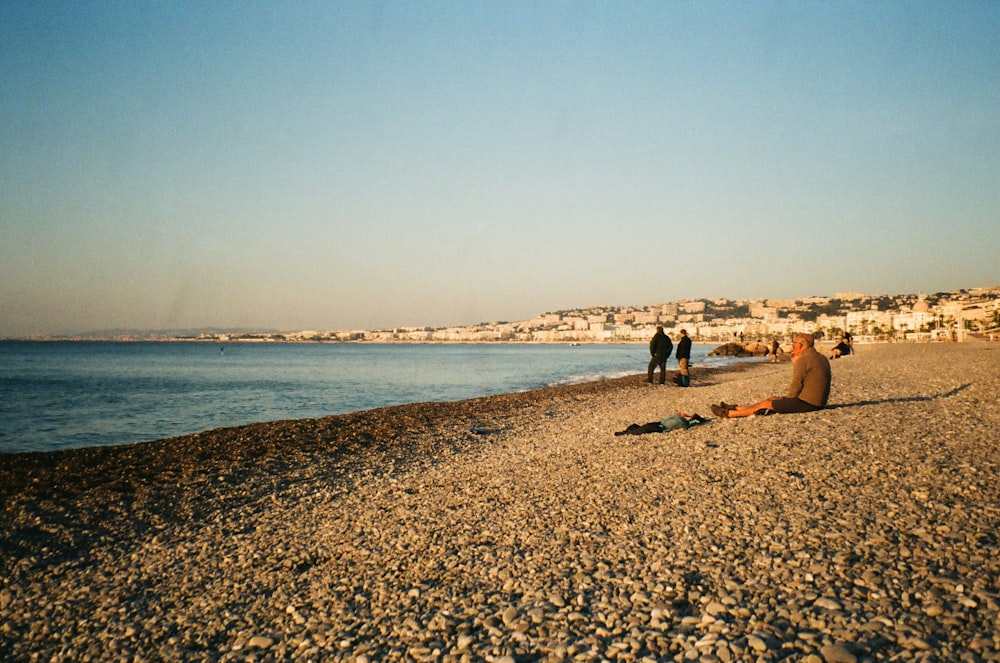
2 1 998 336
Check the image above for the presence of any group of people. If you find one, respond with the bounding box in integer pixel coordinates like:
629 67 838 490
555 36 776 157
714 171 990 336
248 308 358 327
647 326 692 386
623 330 833 435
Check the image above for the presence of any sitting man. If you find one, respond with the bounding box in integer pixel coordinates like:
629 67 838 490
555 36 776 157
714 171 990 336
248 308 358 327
711 333 831 418
830 335 852 359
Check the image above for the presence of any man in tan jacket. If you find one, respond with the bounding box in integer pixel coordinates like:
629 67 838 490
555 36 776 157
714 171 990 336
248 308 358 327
712 333 831 418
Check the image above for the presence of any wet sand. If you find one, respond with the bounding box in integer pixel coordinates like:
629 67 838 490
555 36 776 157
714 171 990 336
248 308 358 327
1 342 998 661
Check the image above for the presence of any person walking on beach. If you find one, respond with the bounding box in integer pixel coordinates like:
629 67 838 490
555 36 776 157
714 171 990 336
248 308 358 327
770 337 780 363
711 333 830 418
647 325 673 385
675 329 692 387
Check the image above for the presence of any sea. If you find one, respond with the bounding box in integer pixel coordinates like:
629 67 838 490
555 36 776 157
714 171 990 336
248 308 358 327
0 341 744 454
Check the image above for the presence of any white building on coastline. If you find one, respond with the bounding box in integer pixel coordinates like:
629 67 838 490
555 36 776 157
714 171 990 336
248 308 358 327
180 288 1000 345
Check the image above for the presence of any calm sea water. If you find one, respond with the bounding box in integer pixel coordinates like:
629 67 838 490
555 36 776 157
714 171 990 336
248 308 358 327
0 341 736 454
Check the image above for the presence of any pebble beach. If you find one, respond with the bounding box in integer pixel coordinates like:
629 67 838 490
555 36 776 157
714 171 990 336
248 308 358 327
1 342 998 662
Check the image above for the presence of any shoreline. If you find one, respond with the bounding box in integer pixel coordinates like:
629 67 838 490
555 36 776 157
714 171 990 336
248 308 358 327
0 343 759 456
2 343 998 660
0 358 763 490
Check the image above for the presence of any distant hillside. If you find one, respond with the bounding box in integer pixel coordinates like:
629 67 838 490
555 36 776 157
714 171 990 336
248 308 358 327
67 327 282 340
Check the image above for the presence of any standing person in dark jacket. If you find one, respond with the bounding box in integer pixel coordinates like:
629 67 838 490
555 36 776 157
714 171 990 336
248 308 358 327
647 326 673 384
675 329 692 387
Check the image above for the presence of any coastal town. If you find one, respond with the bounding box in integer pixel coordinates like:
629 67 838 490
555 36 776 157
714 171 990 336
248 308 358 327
193 286 1000 345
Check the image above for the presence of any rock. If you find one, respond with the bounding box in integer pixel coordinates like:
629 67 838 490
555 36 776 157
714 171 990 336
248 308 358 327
742 341 772 356
819 643 857 663
814 597 843 611
708 342 771 357
705 601 728 616
247 636 274 649
708 343 750 357
922 603 944 616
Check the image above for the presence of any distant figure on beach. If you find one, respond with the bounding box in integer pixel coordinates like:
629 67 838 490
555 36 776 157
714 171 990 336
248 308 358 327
674 329 692 387
615 412 706 436
844 331 854 353
711 333 831 418
830 335 852 359
647 326 673 385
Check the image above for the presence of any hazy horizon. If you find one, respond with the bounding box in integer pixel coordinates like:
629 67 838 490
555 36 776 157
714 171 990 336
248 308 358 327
3 2 998 337
5 283 994 339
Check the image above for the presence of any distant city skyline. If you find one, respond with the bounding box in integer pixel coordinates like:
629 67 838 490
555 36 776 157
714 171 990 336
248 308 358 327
10 284 997 341
2 2 998 337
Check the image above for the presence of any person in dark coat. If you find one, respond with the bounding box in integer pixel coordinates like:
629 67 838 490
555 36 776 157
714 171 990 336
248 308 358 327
674 329 692 387
647 325 673 384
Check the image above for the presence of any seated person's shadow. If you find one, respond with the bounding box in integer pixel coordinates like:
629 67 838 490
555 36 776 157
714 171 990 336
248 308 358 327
825 384 970 410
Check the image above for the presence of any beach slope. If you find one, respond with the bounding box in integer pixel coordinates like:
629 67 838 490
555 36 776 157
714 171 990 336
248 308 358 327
1 343 998 661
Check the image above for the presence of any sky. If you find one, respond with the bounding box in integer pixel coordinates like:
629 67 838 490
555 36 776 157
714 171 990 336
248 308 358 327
2 1 998 336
